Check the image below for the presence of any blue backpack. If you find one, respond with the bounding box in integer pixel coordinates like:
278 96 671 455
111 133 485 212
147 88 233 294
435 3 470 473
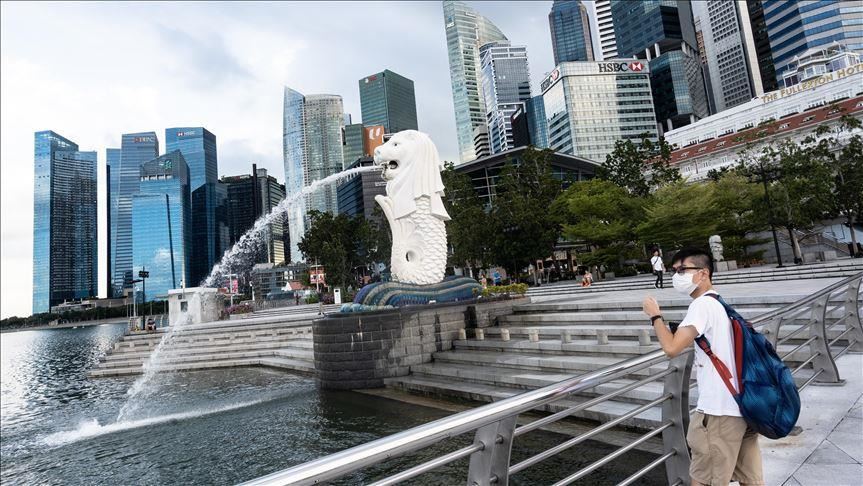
694 294 801 439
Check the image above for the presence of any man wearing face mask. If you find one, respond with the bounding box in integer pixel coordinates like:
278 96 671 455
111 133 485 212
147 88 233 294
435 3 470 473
642 247 763 486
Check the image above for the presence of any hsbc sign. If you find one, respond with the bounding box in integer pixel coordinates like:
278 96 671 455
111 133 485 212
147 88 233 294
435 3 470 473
598 61 645 73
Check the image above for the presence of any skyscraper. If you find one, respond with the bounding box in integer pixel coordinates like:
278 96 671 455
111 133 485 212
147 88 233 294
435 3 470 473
222 165 287 266
764 1 863 84
132 151 191 302
692 1 765 113
611 0 709 133
342 123 365 165
746 0 778 93
282 87 345 262
111 132 158 297
443 0 509 163
479 41 532 154
106 147 121 296
594 0 618 60
165 127 227 285
33 131 98 313
540 60 658 162
359 69 419 134
549 0 594 64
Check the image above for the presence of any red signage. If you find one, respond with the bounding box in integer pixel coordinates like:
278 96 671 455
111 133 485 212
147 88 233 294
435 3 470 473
629 61 644 72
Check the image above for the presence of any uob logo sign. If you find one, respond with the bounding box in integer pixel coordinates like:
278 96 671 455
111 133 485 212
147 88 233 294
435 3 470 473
598 61 645 73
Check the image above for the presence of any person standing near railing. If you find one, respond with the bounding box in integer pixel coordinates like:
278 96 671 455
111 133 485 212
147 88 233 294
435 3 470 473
642 247 764 486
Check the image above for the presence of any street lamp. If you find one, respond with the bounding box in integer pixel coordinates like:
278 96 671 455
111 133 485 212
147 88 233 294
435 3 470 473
138 267 150 314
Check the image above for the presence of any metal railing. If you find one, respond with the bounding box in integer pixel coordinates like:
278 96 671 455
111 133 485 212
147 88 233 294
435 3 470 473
242 273 862 486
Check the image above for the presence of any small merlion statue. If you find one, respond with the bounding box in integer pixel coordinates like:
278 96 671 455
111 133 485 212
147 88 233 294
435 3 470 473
373 130 450 285
709 235 724 262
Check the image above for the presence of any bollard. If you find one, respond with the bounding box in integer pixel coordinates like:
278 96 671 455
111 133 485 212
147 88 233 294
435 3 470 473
458 328 467 341
475 328 485 340
639 329 652 346
500 328 510 341
529 329 540 342
561 330 572 343
596 329 609 345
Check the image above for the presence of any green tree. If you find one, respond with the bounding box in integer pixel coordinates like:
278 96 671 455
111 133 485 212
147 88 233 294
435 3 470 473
598 135 680 197
814 114 863 253
488 148 564 280
636 181 720 249
297 210 376 290
440 162 492 275
710 171 770 262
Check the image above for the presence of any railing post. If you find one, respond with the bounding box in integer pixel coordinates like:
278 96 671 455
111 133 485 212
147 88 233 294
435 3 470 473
763 316 782 348
661 352 693 486
843 277 863 353
466 416 517 486
808 293 842 384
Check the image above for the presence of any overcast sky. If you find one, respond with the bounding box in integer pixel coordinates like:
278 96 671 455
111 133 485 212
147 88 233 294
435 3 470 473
0 1 558 318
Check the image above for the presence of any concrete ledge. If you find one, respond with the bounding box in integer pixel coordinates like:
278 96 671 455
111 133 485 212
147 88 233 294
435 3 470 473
312 298 527 390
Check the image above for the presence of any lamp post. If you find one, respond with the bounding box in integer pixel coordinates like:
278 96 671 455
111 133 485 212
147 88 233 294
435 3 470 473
138 268 150 314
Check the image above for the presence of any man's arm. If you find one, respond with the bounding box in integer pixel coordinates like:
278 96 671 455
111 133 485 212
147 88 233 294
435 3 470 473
642 296 698 358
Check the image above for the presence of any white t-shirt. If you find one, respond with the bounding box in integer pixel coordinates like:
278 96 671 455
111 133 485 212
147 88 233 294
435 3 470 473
650 256 664 272
679 290 742 417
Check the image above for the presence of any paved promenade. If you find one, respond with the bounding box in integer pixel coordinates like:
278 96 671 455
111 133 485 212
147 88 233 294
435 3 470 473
764 353 862 486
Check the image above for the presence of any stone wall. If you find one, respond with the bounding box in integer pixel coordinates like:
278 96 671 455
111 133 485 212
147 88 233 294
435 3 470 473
313 297 527 389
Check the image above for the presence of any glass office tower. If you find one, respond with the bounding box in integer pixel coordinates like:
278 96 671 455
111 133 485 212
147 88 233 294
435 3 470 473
33 131 98 313
610 0 708 133
549 0 594 64
443 0 509 162
479 41 532 154
132 151 191 302
359 69 419 134
111 132 158 297
764 1 863 84
165 127 226 285
342 123 365 165
106 147 121 296
282 87 345 262
222 165 287 266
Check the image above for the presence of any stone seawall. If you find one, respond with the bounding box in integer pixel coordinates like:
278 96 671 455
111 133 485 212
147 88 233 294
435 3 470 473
312 297 526 389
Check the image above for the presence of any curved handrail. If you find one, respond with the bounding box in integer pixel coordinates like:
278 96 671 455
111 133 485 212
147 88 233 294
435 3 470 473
748 271 862 325
242 272 862 486
241 349 671 485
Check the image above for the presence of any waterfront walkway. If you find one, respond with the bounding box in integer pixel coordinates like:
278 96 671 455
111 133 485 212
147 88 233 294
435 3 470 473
763 353 862 486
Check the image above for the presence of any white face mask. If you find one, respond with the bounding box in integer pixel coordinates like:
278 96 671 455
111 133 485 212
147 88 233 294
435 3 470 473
672 272 699 296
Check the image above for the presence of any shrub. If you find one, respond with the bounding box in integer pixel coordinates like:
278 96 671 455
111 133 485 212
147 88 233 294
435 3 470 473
481 283 529 298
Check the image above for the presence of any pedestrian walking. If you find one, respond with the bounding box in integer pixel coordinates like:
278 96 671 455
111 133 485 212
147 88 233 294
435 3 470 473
650 249 665 289
493 270 501 286
641 247 763 486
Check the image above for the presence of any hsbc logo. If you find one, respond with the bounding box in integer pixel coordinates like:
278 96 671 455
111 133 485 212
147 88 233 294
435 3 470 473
598 62 647 73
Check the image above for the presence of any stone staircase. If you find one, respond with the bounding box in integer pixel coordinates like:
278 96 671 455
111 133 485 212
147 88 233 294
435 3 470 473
385 293 853 430
89 313 316 377
527 259 863 299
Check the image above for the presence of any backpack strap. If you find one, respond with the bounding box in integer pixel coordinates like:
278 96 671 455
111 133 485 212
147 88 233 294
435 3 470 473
695 293 742 398
695 334 740 398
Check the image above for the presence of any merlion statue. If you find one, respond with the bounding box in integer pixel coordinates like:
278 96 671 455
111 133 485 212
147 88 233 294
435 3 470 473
374 130 450 285
709 235 724 262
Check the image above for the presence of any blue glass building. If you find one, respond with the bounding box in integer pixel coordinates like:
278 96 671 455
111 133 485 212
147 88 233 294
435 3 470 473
549 0 594 64
33 131 98 313
132 151 191 302
106 148 121 296
165 127 226 285
610 0 708 133
764 1 863 83
526 95 549 148
111 132 158 297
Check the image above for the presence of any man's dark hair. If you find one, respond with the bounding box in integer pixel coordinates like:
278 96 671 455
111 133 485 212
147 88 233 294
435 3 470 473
671 247 714 279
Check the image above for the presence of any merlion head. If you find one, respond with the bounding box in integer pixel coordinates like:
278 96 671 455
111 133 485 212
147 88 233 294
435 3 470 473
374 130 450 220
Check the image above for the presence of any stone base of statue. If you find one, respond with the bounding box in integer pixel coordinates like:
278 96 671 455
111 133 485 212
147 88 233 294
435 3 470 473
340 276 483 313
715 260 738 273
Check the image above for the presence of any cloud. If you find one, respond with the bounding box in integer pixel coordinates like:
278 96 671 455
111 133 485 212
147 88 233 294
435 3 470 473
0 1 554 318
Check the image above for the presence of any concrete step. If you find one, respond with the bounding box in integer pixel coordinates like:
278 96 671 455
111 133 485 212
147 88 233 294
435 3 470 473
88 356 315 378
385 375 663 429
454 338 659 358
102 338 313 363
431 349 667 378
94 347 314 370
499 307 776 325
512 295 802 313
120 320 312 342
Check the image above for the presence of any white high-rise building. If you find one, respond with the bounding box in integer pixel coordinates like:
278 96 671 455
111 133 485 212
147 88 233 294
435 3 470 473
594 0 617 60
443 0 508 163
480 41 532 155
283 88 345 262
692 0 765 114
